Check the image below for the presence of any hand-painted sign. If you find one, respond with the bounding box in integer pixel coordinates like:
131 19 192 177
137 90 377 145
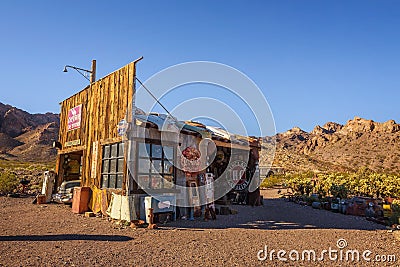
67 104 82 131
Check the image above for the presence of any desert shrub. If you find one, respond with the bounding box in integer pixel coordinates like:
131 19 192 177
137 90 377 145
330 183 348 199
260 174 284 188
286 172 314 196
282 171 400 199
388 200 400 225
0 171 19 194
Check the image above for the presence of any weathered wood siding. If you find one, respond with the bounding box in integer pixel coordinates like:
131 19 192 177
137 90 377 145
57 62 136 187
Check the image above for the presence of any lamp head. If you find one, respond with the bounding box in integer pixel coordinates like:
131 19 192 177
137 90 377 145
63 66 68 72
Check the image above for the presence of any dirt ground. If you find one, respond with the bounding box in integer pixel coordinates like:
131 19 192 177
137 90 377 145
0 189 399 267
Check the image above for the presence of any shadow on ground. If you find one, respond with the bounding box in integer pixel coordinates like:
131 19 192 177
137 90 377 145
0 234 133 242
164 199 387 231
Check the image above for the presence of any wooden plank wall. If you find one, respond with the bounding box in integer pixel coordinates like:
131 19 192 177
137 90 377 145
58 89 89 148
57 62 136 187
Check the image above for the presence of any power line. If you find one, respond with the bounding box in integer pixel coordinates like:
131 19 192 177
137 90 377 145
135 77 177 122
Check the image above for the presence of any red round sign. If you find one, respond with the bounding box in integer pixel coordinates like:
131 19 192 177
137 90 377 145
228 160 250 191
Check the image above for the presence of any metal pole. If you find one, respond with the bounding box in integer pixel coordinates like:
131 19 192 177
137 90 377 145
90 59 96 83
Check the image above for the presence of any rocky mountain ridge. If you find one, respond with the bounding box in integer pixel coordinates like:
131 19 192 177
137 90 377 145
272 117 400 173
0 102 59 161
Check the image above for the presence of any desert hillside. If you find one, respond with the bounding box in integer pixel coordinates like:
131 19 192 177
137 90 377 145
269 117 400 173
0 102 59 162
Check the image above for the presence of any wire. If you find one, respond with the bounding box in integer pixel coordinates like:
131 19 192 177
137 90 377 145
135 77 177 122
74 68 90 82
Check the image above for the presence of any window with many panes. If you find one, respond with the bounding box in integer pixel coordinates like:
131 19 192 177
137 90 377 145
101 142 124 189
137 143 175 189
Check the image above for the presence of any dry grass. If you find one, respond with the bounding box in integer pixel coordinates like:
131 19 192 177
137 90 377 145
0 159 55 194
0 159 54 170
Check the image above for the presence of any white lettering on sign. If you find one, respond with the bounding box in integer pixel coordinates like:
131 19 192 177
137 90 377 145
227 160 250 191
67 104 82 131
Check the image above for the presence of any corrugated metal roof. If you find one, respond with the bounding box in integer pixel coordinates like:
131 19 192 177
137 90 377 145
133 114 210 137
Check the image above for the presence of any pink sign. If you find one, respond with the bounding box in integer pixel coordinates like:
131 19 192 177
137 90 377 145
67 104 82 131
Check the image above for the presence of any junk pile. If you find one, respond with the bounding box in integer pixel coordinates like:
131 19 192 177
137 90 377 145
287 193 400 228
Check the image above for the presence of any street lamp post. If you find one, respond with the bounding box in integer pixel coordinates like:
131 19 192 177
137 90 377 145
63 59 96 83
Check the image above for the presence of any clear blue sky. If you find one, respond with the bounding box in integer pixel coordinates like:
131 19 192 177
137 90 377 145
1 1 399 134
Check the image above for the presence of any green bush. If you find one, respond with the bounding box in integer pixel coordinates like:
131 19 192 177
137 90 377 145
282 171 400 199
286 172 314 196
260 174 283 188
0 171 19 194
330 184 348 199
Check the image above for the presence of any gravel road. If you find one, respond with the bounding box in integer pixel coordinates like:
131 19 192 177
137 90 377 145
0 191 399 267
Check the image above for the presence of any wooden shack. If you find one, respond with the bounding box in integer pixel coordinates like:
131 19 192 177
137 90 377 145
55 60 262 221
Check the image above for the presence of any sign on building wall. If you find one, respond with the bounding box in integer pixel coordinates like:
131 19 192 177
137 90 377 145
228 160 250 191
67 104 82 131
91 141 99 179
65 139 81 147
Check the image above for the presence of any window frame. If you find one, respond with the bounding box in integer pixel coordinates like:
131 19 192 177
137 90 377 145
101 142 125 189
136 142 176 190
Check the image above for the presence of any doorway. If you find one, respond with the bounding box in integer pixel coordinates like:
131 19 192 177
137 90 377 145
57 151 83 188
